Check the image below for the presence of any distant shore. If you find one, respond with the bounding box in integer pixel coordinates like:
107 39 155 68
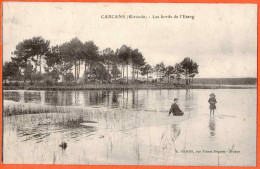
3 83 257 90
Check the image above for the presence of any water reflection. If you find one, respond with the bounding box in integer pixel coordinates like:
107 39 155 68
171 124 181 142
3 89 257 165
5 89 193 112
208 116 216 138
45 92 59 105
4 91 20 102
112 90 119 107
4 89 247 118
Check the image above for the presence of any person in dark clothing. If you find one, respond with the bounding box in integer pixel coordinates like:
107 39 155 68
208 93 217 115
169 98 184 116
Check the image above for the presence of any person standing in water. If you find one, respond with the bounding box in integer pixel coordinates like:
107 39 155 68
169 98 184 116
208 93 217 115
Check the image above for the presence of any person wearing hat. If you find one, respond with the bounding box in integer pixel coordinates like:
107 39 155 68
208 93 217 115
168 98 184 116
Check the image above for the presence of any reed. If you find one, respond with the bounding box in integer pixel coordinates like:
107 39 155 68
3 100 174 132
3 100 138 130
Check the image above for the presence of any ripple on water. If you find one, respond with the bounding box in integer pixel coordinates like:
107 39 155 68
17 123 98 143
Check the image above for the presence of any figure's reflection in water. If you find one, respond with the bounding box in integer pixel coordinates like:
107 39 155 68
171 124 181 142
170 124 181 153
208 116 216 138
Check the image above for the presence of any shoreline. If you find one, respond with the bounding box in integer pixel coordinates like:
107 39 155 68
3 84 257 90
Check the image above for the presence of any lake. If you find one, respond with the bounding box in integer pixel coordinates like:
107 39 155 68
3 89 257 166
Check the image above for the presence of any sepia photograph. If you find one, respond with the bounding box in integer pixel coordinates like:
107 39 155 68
2 2 257 166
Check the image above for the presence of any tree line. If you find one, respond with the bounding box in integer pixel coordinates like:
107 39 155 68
3 36 199 86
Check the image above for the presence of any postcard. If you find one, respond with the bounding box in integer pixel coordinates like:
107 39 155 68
2 2 257 166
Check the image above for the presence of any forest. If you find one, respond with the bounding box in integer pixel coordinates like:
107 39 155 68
3 36 199 86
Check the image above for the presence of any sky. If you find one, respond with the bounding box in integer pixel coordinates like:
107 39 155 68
2 2 257 78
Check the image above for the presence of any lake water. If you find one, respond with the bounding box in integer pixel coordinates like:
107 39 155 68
3 89 257 166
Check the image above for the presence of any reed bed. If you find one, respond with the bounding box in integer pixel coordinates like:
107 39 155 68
4 101 88 116
4 100 181 135
3 100 142 131
4 100 176 131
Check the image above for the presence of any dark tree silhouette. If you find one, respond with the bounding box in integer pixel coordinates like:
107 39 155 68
111 63 121 80
165 65 175 83
117 45 132 83
140 64 153 82
3 61 20 83
180 57 199 85
13 36 50 74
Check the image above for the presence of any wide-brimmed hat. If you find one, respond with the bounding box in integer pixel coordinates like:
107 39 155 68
210 93 215 97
